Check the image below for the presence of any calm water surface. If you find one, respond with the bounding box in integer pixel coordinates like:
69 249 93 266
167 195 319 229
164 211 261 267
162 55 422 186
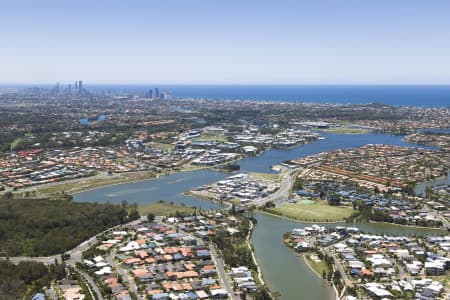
415 173 450 196
238 132 433 173
252 213 333 300
84 85 450 107
74 133 446 300
252 213 444 300
74 169 226 209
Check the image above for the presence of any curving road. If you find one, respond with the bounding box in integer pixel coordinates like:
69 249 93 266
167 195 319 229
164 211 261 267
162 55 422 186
253 168 298 207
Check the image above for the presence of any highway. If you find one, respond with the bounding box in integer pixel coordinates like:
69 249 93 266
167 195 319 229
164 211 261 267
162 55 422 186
253 167 298 206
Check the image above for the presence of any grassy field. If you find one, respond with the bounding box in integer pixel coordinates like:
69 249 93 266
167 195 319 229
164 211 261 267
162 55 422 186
304 254 331 277
147 142 175 151
138 202 196 216
192 134 228 143
267 200 353 222
321 127 370 134
250 172 281 181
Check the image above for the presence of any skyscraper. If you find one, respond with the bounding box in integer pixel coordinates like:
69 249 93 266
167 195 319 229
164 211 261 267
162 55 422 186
78 80 83 93
74 81 78 92
155 88 159 98
149 89 153 98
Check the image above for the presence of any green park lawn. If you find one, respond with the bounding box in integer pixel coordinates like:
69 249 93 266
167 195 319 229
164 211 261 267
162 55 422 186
304 254 331 277
192 134 228 143
268 200 353 222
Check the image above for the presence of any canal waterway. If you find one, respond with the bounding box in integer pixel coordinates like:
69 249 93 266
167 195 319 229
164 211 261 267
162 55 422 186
74 132 445 300
252 213 444 300
414 173 450 196
238 132 434 173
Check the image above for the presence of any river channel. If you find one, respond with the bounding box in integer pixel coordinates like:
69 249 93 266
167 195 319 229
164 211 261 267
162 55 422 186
75 132 445 300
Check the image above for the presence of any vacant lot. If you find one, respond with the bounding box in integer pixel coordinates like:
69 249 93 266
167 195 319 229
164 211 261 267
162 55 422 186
138 201 196 216
267 200 353 222
147 142 175 151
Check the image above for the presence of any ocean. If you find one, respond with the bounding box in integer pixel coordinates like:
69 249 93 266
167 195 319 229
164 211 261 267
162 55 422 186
3 84 449 107
88 85 450 107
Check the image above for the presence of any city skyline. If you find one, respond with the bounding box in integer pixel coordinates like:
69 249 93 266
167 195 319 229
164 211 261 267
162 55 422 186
1 0 450 84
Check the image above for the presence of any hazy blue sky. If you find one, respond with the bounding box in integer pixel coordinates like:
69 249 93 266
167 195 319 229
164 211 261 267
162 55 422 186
1 0 450 84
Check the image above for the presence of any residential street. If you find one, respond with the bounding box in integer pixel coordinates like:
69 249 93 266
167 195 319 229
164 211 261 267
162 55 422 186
324 247 353 287
106 250 142 300
209 244 239 300
74 267 104 300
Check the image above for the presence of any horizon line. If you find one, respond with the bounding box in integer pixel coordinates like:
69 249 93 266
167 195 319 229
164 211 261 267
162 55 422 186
1 82 450 87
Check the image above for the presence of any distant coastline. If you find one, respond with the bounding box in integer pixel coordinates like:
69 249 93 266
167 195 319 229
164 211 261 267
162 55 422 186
2 84 450 107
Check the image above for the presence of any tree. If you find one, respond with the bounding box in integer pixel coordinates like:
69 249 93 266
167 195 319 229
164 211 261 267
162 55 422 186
121 200 128 208
319 190 326 199
327 193 341 206
128 209 140 221
64 194 73 201
2 192 13 201
0 198 130 256
425 186 433 200
147 213 155 222
327 271 332 281
292 177 304 191
0 279 25 300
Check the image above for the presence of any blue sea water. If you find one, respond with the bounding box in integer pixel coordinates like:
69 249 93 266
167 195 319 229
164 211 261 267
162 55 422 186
88 85 450 107
3 84 449 107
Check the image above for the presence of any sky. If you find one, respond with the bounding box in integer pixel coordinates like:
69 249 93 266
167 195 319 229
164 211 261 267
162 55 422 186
1 0 450 85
